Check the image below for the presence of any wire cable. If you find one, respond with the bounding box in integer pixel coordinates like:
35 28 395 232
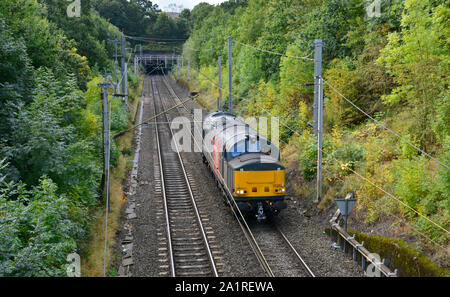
124 34 187 41
178 68 449 238
343 164 449 235
323 79 449 170
234 40 314 61
322 167 449 253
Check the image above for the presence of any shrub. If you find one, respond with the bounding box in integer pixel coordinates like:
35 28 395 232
0 169 89 276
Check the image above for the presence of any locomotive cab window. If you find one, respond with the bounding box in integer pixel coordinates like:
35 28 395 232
230 140 246 158
247 136 261 152
228 138 268 159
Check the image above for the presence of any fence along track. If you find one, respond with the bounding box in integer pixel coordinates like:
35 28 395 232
150 75 218 277
160 72 316 277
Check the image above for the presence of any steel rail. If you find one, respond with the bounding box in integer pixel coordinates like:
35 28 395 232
152 75 218 277
160 72 275 277
162 72 316 277
151 77 176 277
276 226 316 277
231 213 275 277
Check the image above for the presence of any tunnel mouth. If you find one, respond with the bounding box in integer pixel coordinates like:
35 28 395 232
139 51 180 75
144 62 171 74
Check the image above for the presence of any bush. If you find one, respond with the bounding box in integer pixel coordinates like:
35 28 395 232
110 97 129 132
392 156 448 244
296 131 317 181
0 168 89 276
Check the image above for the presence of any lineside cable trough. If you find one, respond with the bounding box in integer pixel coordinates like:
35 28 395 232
118 79 146 277
329 193 398 277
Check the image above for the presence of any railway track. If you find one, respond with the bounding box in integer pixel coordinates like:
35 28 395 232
159 72 316 278
150 75 218 277
251 224 315 277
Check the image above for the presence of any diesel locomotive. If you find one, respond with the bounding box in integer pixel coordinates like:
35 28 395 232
202 111 287 221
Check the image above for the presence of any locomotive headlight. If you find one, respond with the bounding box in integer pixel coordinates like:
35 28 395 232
276 187 285 193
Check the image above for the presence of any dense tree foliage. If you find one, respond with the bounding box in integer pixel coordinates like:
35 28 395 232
0 0 132 275
93 0 190 40
37 0 119 72
92 0 158 38
177 0 449 253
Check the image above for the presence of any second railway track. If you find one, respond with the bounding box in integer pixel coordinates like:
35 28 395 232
150 75 219 277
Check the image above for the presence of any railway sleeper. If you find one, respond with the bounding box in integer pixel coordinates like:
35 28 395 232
170 218 197 223
175 252 206 257
177 264 211 270
171 237 203 241
176 271 212 276
170 219 197 224
167 202 193 207
174 258 210 263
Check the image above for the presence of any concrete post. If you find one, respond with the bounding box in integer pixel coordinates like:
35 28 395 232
188 59 191 80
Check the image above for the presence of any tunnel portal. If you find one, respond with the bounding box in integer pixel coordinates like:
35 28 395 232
135 53 182 75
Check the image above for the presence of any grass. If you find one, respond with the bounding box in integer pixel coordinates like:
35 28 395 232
80 76 143 277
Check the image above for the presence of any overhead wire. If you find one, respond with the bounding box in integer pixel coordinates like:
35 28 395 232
150 35 449 245
323 79 449 170
321 166 449 253
179 64 450 239
234 40 314 61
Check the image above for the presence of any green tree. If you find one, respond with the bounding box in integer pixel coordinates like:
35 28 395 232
149 12 178 38
378 0 449 149
93 0 158 38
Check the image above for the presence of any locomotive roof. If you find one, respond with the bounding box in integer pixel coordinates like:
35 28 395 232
227 153 284 171
205 112 259 142
203 112 279 156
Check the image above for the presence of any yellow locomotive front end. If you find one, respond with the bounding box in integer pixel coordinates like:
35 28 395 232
227 152 287 221
234 169 286 198
202 111 287 221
